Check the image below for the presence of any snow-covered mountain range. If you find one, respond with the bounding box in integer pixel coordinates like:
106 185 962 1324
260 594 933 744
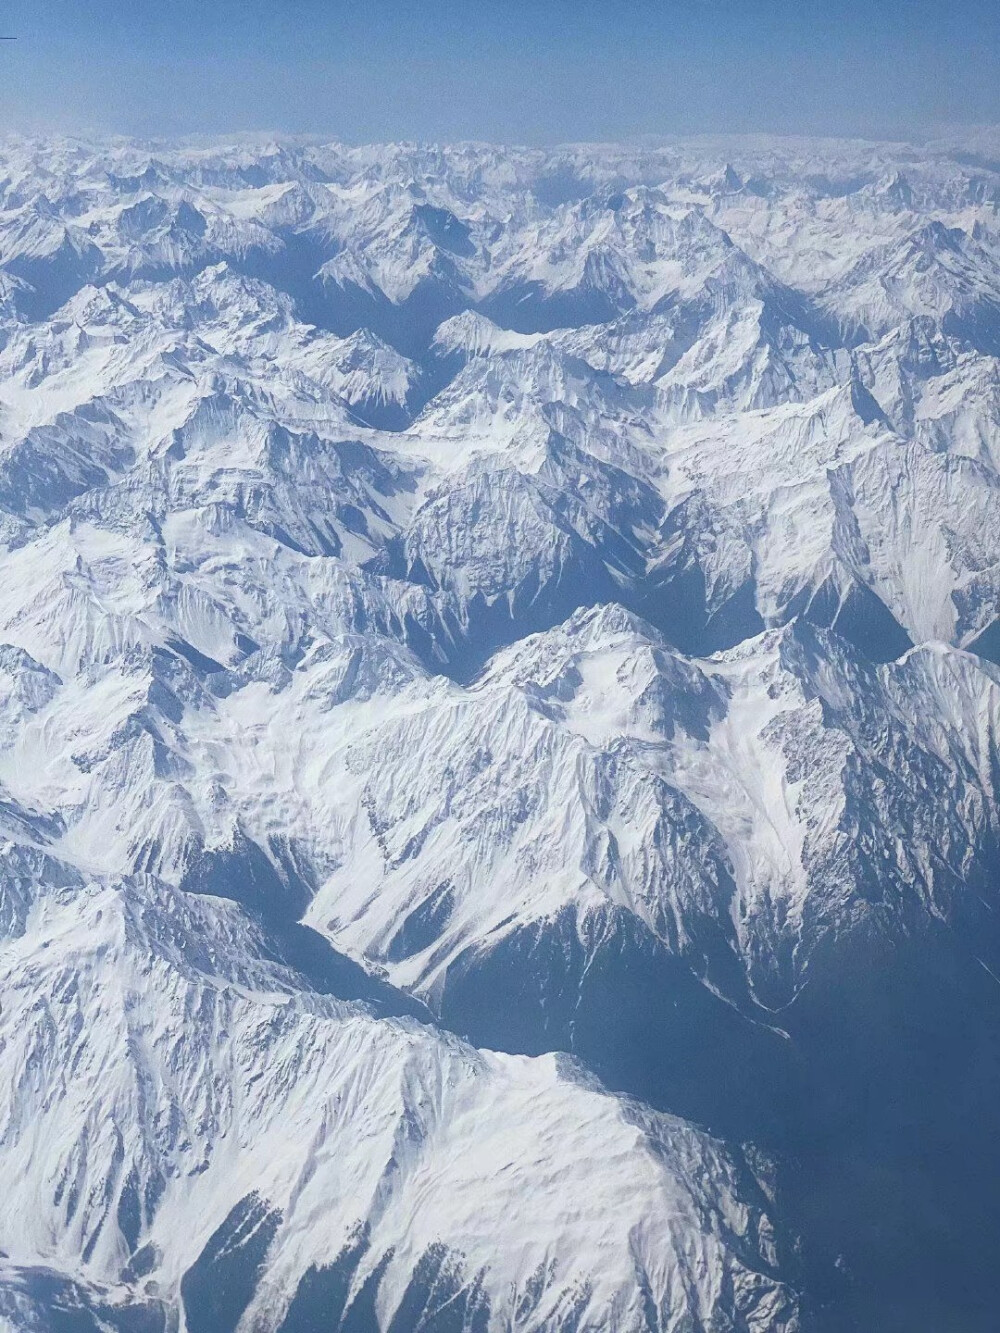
3 130 1000 1332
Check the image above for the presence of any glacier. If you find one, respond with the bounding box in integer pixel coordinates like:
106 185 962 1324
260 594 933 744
3 130 1000 1331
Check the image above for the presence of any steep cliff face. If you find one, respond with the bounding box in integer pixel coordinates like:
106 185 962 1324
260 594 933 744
4 131 1000 1331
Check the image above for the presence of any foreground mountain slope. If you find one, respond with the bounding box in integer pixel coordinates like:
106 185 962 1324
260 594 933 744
0 852 797 1333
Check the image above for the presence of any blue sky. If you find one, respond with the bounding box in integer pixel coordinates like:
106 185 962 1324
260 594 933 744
0 0 998 142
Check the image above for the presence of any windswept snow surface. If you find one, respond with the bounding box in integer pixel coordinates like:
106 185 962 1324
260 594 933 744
4 132 1000 1332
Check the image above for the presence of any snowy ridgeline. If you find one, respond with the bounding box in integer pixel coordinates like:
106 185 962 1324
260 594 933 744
3 132 1000 1332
